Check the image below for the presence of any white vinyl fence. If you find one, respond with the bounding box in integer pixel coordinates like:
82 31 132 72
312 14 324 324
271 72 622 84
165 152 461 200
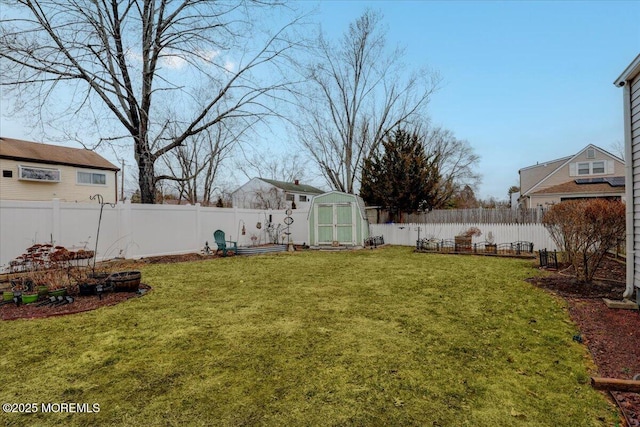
1 199 560 272
0 199 310 271
370 223 558 252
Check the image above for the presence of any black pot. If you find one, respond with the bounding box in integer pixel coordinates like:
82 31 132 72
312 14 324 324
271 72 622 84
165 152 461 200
79 283 98 296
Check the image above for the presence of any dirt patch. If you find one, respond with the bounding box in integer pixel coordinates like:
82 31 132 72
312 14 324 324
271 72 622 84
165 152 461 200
527 256 640 426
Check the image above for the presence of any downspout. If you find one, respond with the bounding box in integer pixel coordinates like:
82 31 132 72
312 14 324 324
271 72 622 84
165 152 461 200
622 80 635 300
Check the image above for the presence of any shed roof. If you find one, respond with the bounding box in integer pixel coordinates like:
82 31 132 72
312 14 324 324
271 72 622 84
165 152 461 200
260 178 324 194
0 137 119 171
309 191 368 220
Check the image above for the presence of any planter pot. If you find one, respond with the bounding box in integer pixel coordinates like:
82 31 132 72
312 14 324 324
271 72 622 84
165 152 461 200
21 293 39 304
109 271 141 292
49 288 67 297
3 291 14 302
486 244 497 254
90 272 109 283
38 286 49 297
454 236 472 251
79 283 98 296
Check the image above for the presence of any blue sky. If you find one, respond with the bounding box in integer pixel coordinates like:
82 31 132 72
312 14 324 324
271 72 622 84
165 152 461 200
313 0 639 198
1 1 639 200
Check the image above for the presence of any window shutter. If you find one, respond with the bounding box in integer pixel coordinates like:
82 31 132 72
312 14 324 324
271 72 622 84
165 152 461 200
569 162 577 177
607 160 614 174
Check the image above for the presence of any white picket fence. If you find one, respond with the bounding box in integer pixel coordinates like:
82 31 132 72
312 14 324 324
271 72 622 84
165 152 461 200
0 199 310 271
370 223 558 252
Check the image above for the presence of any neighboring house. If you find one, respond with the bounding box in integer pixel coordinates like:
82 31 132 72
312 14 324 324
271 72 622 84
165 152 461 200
517 144 625 209
615 53 640 303
232 178 324 209
0 137 120 203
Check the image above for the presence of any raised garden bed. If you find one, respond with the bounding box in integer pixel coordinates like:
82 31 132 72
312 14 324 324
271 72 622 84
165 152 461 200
415 238 535 258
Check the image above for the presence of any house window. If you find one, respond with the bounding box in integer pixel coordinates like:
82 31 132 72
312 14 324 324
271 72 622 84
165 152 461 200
19 165 61 182
299 195 308 202
577 163 590 175
592 161 605 174
2 170 12 178
77 171 106 185
285 193 295 202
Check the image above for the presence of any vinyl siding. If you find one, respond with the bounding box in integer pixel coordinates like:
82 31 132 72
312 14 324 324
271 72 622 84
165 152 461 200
631 74 640 288
0 159 117 203
519 158 568 194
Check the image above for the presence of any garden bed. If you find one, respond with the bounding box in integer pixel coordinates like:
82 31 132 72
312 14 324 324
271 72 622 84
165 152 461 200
527 255 639 426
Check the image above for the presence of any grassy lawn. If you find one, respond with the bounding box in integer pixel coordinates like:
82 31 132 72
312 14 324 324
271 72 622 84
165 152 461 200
0 246 618 426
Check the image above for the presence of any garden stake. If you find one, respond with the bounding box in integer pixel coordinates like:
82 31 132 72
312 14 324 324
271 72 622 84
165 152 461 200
89 194 116 274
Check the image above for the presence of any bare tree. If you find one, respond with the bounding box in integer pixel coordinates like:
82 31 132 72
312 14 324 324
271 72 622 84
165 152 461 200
0 1 303 203
422 126 481 207
294 10 440 194
609 140 625 161
236 150 310 183
160 123 239 205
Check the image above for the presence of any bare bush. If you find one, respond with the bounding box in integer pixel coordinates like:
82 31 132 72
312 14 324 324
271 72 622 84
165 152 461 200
542 199 625 283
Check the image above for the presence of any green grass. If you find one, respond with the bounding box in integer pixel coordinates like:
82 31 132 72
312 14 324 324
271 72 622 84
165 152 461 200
0 247 618 426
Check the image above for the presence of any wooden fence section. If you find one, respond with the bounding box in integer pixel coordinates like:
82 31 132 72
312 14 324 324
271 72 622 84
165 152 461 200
366 208 547 224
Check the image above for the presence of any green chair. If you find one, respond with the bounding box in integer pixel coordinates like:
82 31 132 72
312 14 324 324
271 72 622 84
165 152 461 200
213 230 237 256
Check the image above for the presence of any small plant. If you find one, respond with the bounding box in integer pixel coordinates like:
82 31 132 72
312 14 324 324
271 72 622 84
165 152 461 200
458 227 482 238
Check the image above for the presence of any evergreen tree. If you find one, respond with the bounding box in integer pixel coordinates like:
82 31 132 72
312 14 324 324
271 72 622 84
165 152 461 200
360 129 441 217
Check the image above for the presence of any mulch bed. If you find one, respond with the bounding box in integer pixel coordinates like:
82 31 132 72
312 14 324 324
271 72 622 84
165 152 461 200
0 284 152 321
2 252 639 424
527 255 640 426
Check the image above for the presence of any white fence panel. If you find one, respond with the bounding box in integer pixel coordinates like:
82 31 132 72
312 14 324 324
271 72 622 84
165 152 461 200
1 199 560 272
0 200 55 265
0 199 314 270
370 222 557 251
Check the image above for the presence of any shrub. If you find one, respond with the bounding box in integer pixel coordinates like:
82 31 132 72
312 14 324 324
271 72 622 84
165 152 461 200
542 199 625 282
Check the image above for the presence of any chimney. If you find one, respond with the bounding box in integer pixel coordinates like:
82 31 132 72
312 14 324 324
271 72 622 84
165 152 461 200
294 179 299 185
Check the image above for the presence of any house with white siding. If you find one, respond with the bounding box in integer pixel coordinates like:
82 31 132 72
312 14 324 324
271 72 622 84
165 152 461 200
232 177 324 210
0 137 120 203
518 144 625 209
615 53 640 304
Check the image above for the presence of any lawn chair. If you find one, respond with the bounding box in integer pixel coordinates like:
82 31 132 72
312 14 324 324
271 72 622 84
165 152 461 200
213 230 238 256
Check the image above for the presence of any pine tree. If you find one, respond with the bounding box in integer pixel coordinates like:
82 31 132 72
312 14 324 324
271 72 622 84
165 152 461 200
360 129 442 218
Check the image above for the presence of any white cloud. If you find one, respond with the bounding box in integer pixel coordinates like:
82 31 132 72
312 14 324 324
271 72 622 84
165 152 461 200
161 55 187 69
224 60 236 73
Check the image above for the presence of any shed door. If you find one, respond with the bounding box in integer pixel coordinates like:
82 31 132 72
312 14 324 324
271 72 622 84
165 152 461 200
335 203 353 243
317 205 334 244
315 203 355 245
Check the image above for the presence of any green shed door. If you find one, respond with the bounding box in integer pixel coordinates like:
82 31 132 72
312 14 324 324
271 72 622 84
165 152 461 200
335 203 353 243
314 202 354 245
317 204 334 244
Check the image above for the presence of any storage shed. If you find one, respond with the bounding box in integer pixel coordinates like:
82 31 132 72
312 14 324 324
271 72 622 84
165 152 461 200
308 191 369 247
